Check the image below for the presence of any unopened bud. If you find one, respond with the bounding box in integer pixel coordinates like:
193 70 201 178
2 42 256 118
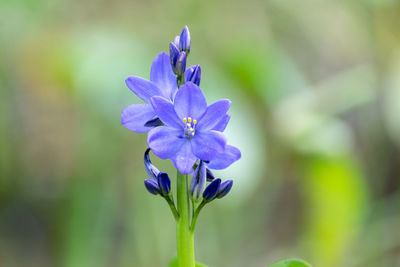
179 25 191 55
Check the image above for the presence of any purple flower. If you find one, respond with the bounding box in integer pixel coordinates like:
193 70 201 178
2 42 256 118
148 82 230 174
194 145 241 182
121 52 177 133
207 145 241 170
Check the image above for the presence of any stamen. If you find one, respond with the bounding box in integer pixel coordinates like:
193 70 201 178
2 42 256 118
183 117 197 138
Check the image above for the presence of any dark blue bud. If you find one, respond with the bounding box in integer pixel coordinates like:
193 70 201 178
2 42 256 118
144 179 160 195
144 116 163 127
157 172 171 195
144 148 160 180
203 178 221 202
185 65 201 86
173 35 180 47
216 180 233 199
169 42 180 74
206 167 215 182
176 52 187 76
179 25 191 54
190 160 206 201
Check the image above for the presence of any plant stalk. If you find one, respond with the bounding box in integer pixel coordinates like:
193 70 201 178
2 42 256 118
176 171 195 267
190 201 206 233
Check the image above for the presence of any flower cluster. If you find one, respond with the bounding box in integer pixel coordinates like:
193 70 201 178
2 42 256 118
121 25 240 206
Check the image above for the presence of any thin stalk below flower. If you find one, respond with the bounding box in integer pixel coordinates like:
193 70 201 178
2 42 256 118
190 201 206 233
177 74 185 88
164 196 179 221
176 171 195 267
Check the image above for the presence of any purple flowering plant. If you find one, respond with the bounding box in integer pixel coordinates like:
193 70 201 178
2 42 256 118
122 26 310 267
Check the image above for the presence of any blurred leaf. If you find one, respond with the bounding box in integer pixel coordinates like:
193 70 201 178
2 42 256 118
302 156 367 266
269 258 311 267
220 41 305 105
169 256 208 267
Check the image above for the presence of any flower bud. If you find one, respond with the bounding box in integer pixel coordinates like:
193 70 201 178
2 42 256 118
203 178 221 202
190 160 206 201
157 172 171 195
144 179 160 195
179 25 191 54
185 65 201 86
144 148 160 180
173 35 180 47
176 51 187 76
169 42 180 74
216 180 233 199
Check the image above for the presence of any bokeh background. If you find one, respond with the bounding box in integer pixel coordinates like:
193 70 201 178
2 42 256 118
1 0 400 266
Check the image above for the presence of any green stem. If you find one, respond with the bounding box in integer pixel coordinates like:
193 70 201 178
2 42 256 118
190 201 206 233
177 74 185 88
176 171 195 267
164 196 179 221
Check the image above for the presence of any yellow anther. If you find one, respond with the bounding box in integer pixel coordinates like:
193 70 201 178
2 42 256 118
188 117 192 123
193 119 197 124
183 117 187 123
187 123 191 127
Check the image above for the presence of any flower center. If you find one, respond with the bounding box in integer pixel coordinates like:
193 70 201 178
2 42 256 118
183 117 197 138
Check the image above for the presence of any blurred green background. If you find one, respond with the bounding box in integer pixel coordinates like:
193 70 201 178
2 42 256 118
1 0 400 266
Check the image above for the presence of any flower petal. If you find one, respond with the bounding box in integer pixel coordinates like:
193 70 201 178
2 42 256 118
172 141 198 174
150 96 183 128
197 99 231 131
121 104 156 133
148 126 185 159
150 52 178 100
174 82 207 120
212 114 231 132
207 145 241 170
125 76 166 103
191 130 227 161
